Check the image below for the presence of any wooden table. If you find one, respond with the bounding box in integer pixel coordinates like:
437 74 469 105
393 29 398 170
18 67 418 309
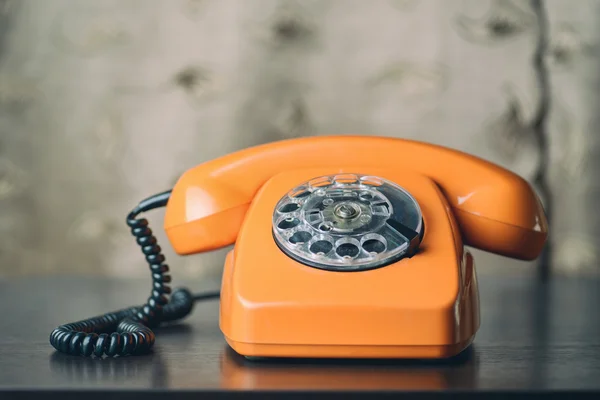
1 272 599 399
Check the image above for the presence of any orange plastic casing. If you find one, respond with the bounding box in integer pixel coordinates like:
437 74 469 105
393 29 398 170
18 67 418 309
164 136 547 260
220 167 479 358
162 136 548 359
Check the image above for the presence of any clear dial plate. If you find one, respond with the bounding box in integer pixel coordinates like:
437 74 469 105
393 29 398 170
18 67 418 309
272 173 424 272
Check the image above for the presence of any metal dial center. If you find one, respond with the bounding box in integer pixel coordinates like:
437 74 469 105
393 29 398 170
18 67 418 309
334 202 361 219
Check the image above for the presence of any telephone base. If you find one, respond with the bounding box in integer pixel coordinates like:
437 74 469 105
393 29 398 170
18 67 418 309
226 337 475 360
218 169 483 361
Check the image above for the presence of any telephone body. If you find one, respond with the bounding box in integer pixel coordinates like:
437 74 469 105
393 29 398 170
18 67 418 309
162 135 548 359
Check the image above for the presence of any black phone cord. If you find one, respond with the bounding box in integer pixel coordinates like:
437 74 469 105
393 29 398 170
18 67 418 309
49 190 220 357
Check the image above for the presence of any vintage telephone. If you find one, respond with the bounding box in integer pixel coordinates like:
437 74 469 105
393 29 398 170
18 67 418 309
50 136 548 359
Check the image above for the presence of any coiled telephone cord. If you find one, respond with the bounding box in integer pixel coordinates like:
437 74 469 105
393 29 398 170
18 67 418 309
49 190 220 357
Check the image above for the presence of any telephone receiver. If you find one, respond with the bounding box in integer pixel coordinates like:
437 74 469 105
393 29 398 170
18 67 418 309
50 136 548 359
165 135 547 259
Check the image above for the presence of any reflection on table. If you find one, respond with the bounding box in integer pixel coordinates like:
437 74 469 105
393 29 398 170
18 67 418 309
219 345 479 390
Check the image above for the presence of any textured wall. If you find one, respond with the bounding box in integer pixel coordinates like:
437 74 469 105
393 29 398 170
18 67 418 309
0 0 598 279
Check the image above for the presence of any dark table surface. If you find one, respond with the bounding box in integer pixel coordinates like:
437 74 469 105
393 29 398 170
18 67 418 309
1 271 599 399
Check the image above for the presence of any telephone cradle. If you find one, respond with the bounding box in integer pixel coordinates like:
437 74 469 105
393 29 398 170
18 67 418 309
49 136 548 360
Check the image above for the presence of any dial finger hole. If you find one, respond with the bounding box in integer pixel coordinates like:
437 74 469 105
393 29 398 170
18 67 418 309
289 231 312 245
278 217 300 230
279 203 300 213
309 240 333 255
360 176 384 186
336 243 360 259
289 186 311 198
334 174 358 184
335 237 361 259
361 233 388 255
308 176 332 188
363 239 386 254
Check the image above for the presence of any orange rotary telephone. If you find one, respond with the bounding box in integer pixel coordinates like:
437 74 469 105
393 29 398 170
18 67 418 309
50 136 548 359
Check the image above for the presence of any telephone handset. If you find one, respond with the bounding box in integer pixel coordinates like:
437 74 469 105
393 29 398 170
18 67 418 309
50 136 548 359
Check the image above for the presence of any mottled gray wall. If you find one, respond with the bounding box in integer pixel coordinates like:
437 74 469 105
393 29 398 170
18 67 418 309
0 0 598 280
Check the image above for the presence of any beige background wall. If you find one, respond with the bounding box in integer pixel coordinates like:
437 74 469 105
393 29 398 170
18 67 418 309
0 0 598 280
